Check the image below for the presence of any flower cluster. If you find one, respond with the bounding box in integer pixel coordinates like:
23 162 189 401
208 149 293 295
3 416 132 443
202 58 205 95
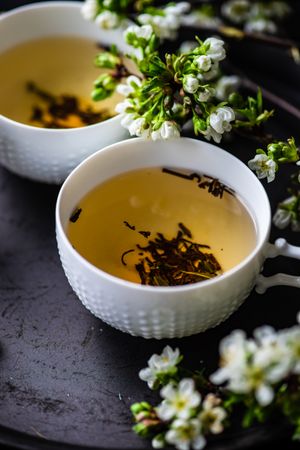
248 137 299 183
181 4 222 29
210 323 300 406
221 0 291 34
131 312 300 450
114 31 242 143
132 376 226 450
88 16 274 143
81 0 291 37
81 0 129 29
137 2 191 41
81 0 191 39
273 195 300 232
139 345 182 389
82 1 300 232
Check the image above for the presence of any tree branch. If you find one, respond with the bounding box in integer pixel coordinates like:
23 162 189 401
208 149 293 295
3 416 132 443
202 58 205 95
180 21 300 62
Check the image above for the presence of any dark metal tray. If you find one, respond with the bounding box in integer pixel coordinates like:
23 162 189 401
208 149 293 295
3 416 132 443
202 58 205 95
1 1 300 449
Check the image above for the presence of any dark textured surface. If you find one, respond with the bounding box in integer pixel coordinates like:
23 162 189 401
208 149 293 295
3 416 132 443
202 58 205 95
1 1 300 449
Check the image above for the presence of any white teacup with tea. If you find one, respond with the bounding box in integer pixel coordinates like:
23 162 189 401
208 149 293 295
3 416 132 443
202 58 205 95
0 1 130 184
55 137 300 339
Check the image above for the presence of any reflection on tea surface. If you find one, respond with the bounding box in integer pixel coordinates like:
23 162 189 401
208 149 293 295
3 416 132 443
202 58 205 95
0 36 121 128
67 167 257 286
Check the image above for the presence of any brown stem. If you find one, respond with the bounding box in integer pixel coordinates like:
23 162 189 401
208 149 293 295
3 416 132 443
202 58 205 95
181 22 300 62
219 25 299 50
233 127 274 146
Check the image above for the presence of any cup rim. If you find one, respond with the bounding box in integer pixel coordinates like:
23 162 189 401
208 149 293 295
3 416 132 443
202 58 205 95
55 136 272 293
0 0 121 133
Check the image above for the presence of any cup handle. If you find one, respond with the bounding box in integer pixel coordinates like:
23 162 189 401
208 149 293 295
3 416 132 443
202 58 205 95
255 238 300 294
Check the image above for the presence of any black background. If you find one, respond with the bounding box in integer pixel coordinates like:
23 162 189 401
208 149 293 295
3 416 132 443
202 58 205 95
0 1 300 450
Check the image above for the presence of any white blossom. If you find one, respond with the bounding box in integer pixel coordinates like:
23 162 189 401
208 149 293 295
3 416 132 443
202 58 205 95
279 325 300 374
252 329 291 381
194 55 212 72
116 75 142 97
183 75 199 94
165 418 206 450
128 117 147 137
248 154 277 182
269 1 291 19
138 3 190 40
161 121 180 139
211 325 295 407
203 126 222 144
291 219 300 232
253 325 278 346
181 12 222 29
165 2 191 16
95 10 120 29
138 13 179 40
273 207 292 229
204 37 226 62
152 121 181 141
214 75 240 100
172 102 185 115
120 113 135 129
250 2 289 19
244 18 277 34
199 394 227 435
115 99 133 114
81 0 98 21
221 0 251 24
120 112 151 139
201 62 220 81
156 379 201 421
139 346 181 389
209 106 235 135
124 24 153 41
152 435 165 449
210 330 253 385
198 87 214 103
179 41 198 53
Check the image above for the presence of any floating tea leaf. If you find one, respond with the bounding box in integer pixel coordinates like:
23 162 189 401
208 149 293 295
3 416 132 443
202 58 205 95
123 223 222 286
67 167 256 285
162 167 235 199
69 208 82 223
27 82 112 128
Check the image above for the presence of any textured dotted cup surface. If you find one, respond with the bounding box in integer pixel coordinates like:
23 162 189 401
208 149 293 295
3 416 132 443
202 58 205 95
55 137 272 339
0 1 129 184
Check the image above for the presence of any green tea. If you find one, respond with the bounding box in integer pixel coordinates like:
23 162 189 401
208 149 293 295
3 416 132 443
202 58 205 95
0 36 121 127
67 167 257 286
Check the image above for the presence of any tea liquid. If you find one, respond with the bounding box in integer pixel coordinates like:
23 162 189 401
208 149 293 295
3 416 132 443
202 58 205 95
0 36 121 127
67 167 257 285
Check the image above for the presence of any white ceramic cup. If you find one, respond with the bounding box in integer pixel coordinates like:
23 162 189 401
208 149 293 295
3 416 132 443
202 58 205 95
55 137 300 339
0 1 130 184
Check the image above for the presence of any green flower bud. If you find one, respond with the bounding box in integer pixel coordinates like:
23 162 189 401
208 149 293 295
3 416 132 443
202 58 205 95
267 137 299 164
133 421 159 438
193 114 207 135
130 401 152 415
91 87 110 101
228 92 243 107
94 52 121 69
94 73 116 90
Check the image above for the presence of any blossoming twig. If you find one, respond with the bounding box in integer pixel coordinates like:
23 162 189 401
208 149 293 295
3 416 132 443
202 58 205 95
131 312 300 449
81 0 300 234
